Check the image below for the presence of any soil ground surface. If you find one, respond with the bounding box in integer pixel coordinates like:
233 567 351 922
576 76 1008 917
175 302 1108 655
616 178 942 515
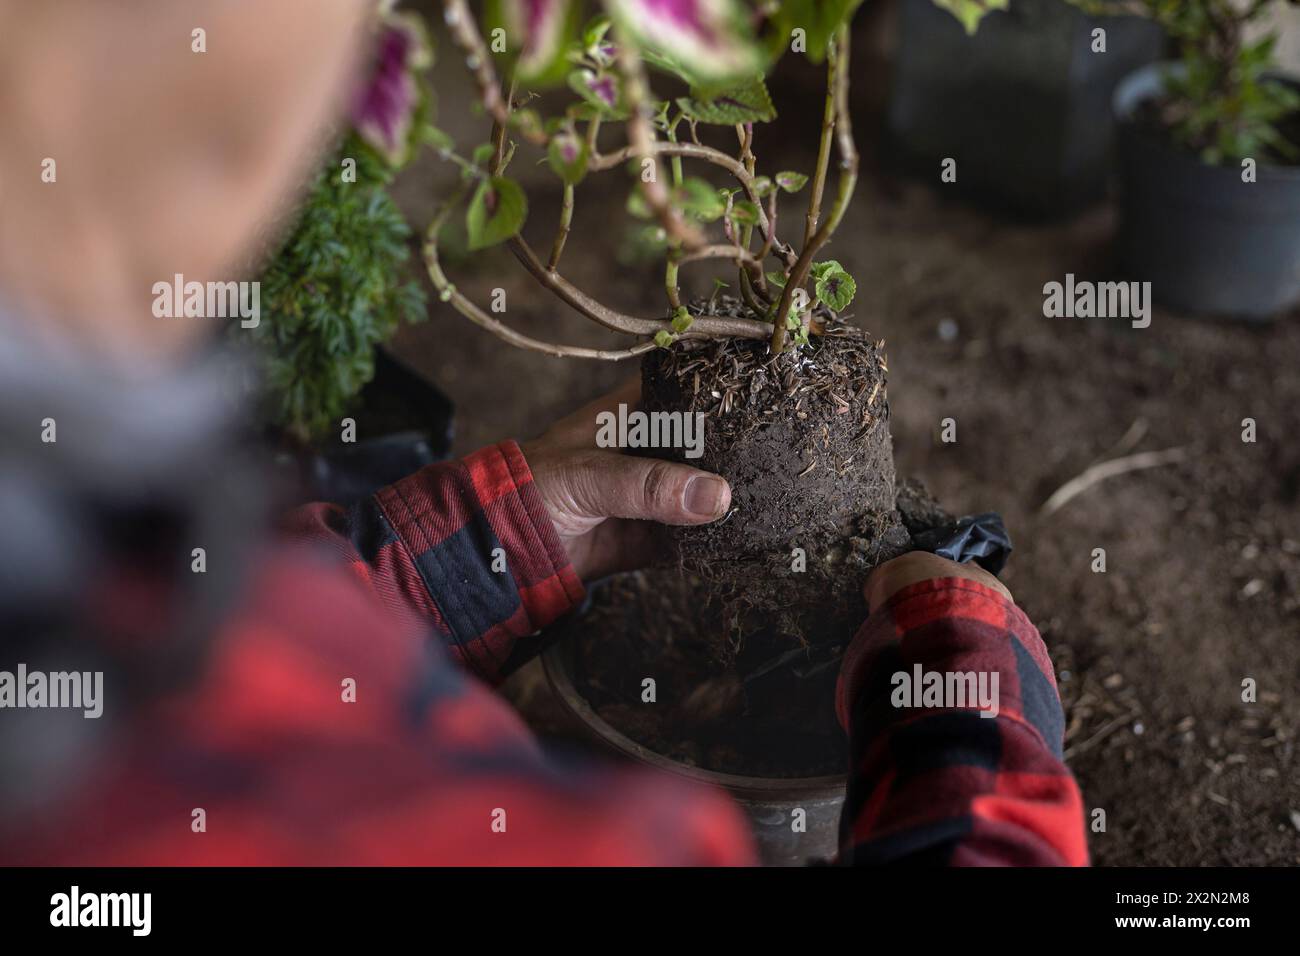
391 14 1300 865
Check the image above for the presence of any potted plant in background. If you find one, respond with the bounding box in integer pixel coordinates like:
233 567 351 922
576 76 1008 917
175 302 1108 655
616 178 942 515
1089 0 1300 318
245 4 453 502
409 0 1002 863
887 0 1165 218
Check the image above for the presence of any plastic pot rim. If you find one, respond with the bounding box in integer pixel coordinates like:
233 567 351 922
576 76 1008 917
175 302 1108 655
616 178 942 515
540 639 847 802
1112 60 1300 185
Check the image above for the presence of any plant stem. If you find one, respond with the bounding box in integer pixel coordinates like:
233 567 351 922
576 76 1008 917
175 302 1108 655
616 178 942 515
492 74 516 171
664 115 685 308
441 0 545 146
548 184 574 271
547 116 602 272
770 25 858 354
665 256 682 309
424 198 654 360
736 122 758 295
804 41 838 247
590 141 794 265
613 36 705 251
508 234 771 340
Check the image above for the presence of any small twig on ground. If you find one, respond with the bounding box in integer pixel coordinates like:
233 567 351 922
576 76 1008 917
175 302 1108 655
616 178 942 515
1064 709 1140 760
1040 447 1187 517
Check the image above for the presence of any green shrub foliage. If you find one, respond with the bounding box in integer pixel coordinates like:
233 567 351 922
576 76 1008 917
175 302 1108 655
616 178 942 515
248 137 425 444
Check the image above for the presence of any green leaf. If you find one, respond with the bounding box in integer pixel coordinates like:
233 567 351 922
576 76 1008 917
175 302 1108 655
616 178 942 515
771 0 862 63
676 76 776 125
671 307 694 333
471 143 496 168
728 200 760 227
626 189 652 219
509 109 544 139
775 170 809 193
547 130 589 184
486 0 578 86
675 177 727 222
654 329 676 348
752 175 774 197
466 176 528 250
814 263 856 311
640 47 696 84
420 125 455 152
810 259 843 280
929 0 1009 35
766 270 788 288
582 14 613 48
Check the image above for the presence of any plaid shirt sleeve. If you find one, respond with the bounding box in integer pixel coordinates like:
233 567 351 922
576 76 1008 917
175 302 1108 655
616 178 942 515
283 440 584 685
835 578 1089 866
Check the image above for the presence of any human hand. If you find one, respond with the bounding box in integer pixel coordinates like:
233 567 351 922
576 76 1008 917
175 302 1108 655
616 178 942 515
864 551 1013 615
521 380 731 582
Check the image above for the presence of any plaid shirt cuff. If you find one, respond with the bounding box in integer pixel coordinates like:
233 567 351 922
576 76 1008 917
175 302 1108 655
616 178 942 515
835 577 1056 733
375 440 585 682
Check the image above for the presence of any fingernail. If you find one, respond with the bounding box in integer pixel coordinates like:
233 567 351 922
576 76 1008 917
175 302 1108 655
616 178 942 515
685 476 728 517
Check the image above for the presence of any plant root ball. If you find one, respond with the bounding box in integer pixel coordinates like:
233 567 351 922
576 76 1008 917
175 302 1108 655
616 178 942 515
640 314 911 654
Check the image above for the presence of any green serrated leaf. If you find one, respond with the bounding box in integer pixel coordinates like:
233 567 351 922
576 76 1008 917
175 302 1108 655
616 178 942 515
810 259 843 280
772 0 861 64
814 265 856 311
766 270 788 288
466 176 527 250
677 76 776 125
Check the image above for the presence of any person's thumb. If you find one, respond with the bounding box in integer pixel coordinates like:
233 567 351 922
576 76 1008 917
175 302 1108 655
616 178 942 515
566 453 732 525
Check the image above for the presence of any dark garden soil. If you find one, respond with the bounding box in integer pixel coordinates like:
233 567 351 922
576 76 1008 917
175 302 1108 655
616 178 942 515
552 478 949 780
563 569 849 778
391 16 1300 864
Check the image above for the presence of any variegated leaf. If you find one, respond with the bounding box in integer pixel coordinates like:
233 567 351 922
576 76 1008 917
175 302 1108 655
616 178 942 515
606 0 762 84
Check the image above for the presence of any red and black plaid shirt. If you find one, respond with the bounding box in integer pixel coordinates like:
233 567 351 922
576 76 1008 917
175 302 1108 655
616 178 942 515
0 441 1086 865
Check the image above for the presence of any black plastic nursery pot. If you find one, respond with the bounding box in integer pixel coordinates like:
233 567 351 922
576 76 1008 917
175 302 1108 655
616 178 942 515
1113 63 1300 321
276 348 455 505
541 637 846 867
887 0 1164 218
